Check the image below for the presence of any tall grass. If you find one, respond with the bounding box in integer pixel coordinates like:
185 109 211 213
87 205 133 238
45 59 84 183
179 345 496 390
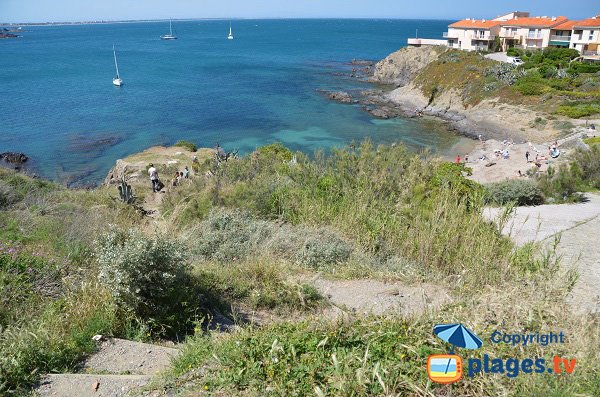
164 142 522 288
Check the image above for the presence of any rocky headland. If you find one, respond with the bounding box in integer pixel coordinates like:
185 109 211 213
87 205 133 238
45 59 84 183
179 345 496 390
329 46 598 143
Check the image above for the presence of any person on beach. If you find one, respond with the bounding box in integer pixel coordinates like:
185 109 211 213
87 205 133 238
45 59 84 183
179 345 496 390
526 151 530 163
183 166 190 179
456 155 461 164
148 164 159 192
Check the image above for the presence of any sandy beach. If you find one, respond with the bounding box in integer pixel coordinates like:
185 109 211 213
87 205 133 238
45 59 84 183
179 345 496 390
464 126 599 185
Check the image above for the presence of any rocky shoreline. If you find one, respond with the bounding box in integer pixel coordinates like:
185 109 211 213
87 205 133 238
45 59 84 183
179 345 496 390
322 46 593 143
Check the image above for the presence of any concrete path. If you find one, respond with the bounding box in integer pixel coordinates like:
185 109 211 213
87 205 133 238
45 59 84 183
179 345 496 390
35 339 179 397
484 52 510 63
484 193 600 313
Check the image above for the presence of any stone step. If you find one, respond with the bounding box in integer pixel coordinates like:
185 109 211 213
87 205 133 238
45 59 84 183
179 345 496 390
82 338 179 376
36 374 152 397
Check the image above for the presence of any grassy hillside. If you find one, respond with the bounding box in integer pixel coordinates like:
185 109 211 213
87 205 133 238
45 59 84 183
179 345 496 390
1 143 599 396
413 48 600 118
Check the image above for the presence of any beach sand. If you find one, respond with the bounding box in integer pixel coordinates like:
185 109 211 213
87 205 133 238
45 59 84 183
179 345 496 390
464 139 560 184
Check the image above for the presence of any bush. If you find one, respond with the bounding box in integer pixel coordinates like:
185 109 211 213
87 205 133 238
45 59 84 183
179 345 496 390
0 181 20 209
175 140 197 152
506 47 521 57
485 179 544 206
295 229 352 269
538 146 600 201
555 101 600 118
514 74 547 95
568 63 600 74
95 228 191 331
188 210 273 263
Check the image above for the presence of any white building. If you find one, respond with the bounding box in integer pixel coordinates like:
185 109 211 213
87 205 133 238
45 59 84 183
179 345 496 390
499 16 568 50
570 16 600 55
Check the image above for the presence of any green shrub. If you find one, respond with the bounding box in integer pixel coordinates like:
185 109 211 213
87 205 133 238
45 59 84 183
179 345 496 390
0 284 118 394
0 181 19 209
95 228 192 333
188 210 273 263
485 179 544 206
568 63 600 74
514 74 547 95
507 47 521 57
584 136 600 146
295 229 352 269
555 101 600 118
256 143 294 162
174 140 197 152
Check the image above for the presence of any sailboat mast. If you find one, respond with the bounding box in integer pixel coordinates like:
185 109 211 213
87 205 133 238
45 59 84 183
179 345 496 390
170 19 173 35
113 45 120 78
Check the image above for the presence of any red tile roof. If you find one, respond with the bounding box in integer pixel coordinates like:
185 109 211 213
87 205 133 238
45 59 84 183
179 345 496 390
553 20 578 30
574 16 600 28
501 16 568 28
449 19 502 29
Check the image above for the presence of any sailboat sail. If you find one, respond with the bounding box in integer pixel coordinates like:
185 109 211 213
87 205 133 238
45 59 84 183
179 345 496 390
113 45 120 79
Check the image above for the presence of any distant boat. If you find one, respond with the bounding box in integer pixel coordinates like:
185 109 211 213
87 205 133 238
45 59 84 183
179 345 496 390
161 19 177 40
112 45 123 87
228 21 234 40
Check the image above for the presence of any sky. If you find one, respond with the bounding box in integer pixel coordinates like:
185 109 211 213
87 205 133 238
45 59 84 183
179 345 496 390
1 0 597 23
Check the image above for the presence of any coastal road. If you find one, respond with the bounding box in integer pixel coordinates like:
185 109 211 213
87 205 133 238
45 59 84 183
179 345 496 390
484 193 600 313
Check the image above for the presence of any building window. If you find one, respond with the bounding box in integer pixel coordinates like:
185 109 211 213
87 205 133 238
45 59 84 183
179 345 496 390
590 30 595 41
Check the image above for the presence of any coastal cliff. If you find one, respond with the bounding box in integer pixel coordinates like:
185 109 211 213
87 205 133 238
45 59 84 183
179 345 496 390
363 46 598 142
371 46 443 86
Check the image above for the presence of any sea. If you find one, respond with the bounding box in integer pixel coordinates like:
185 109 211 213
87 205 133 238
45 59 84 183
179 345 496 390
0 19 475 185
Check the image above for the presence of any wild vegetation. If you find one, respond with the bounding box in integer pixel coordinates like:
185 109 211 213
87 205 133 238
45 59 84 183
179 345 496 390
1 141 599 396
414 48 600 118
484 143 600 205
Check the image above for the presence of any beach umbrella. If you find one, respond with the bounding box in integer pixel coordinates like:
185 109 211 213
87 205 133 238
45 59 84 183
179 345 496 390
433 323 483 350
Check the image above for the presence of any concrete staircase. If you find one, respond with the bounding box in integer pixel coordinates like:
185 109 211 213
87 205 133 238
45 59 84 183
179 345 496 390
35 338 178 397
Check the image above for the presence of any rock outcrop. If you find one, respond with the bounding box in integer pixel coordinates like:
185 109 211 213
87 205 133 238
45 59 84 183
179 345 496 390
371 46 444 86
0 152 28 165
326 91 354 104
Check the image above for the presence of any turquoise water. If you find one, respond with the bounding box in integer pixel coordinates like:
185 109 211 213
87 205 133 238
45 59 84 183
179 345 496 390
0 19 471 185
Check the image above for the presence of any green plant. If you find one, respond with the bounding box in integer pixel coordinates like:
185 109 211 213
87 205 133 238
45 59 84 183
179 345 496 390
95 228 193 334
0 284 118 394
117 178 134 204
175 140 197 152
295 229 352 269
555 101 600 118
485 179 545 206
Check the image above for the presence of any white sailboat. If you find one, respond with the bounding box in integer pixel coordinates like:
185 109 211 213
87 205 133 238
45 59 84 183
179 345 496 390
227 21 234 40
112 45 123 87
161 19 177 40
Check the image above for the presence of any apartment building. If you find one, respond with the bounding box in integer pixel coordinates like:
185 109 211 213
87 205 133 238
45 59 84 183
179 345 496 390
499 16 568 50
445 19 501 51
549 20 577 49
571 16 600 55
410 11 600 57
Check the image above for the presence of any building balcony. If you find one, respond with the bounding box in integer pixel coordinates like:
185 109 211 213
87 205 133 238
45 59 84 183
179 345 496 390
443 32 458 38
526 34 544 40
469 34 495 41
550 35 571 42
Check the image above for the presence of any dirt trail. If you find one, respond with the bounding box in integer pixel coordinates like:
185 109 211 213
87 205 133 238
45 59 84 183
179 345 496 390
35 339 178 397
484 193 600 313
312 277 451 317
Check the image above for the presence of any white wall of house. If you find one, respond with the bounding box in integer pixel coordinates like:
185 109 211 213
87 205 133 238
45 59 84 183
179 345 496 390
501 26 552 49
445 26 500 51
570 28 599 54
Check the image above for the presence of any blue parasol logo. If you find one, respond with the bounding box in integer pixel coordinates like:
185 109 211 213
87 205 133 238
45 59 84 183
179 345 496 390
434 323 483 351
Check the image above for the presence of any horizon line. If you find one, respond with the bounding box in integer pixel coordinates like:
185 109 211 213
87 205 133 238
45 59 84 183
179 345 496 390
1 16 462 26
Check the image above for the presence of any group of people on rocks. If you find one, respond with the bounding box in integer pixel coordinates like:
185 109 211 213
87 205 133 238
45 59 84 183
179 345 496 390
147 163 190 193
